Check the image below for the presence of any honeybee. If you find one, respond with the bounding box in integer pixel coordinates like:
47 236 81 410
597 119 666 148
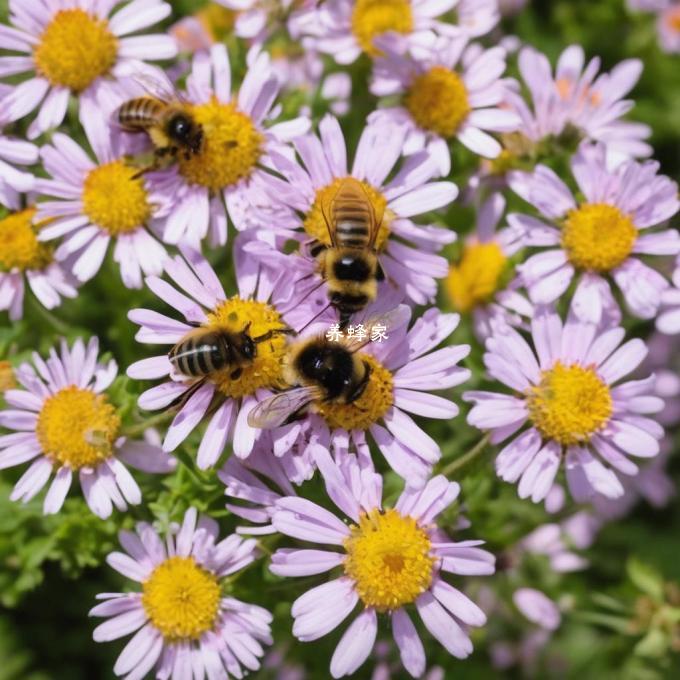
248 308 405 429
116 74 203 173
168 323 292 402
311 177 386 329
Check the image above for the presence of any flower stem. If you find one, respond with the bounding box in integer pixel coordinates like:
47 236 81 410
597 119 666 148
439 433 491 478
122 411 174 438
28 295 71 335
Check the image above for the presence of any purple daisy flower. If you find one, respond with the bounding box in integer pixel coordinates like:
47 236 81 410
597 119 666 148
250 114 458 308
290 0 472 66
141 44 309 247
0 89 38 203
0 0 177 139
127 245 297 466
251 305 471 487
0 337 175 518
35 103 168 289
508 142 680 324
445 193 532 339
465 306 665 503
369 34 521 174
0 197 78 321
270 448 494 678
506 45 651 164
658 3 680 53
90 507 272 680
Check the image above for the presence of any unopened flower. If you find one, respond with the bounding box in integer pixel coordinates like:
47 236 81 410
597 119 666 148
270 449 494 678
90 508 272 680
0 337 174 517
465 306 664 503
0 0 177 138
513 588 562 631
508 142 680 324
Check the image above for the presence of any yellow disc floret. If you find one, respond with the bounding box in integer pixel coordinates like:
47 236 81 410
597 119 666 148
36 386 121 469
315 354 393 430
344 508 435 611
527 361 613 446
0 208 53 272
82 161 152 236
303 177 391 252
204 297 289 398
197 4 237 42
179 99 263 191
142 556 221 641
447 241 508 313
561 203 637 272
405 66 471 138
0 361 16 392
34 9 118 92
351 0 414 56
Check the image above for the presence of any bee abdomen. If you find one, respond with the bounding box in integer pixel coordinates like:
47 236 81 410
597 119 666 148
169 334 227 377
118 98 164 130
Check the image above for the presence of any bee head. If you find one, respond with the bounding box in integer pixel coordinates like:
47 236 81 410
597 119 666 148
297 341 355 399
168 113 203 153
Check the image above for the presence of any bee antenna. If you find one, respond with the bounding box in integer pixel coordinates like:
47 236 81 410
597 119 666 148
295 302 334 335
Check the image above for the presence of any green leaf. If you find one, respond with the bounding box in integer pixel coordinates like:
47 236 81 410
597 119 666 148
627 558 665 602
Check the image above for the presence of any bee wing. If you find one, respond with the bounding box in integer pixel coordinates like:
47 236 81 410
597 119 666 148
247 387 320 429
319 185 339 248
344 305 410 352
356 180 385 250
127 70 187 105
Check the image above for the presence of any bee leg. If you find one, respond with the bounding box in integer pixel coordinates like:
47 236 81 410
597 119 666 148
376 262 386 282
347 361 373 403
168 377 207 410
230 368 243 380
308 240 326 258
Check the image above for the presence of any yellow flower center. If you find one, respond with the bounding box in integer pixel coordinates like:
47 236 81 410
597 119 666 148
314 354 393 430
203 297 289 398
36 386 121 469
178 99 263 192
0 208 53 272
34 9 118 92
447 241 508 313
197 4 237 42
351 0 414 56
527 361 613 446
404 66 471 138
82 161 152 236
344 508 434 612
142 556 221 641
561 203 637 272
303 177 391 251
0 361 16 392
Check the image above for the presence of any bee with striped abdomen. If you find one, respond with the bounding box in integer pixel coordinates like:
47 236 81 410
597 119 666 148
116 74 203 173
312 177 386 328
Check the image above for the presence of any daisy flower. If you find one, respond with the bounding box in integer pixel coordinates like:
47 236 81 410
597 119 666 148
215 0 299 40
0 87 39 204
293 0 500 65
445 193 532 339
170 4 237 54
270 448 495 678
251 114 458 307
658 2 680 52
90 507 272 680
506 45 652 165
465 306 664 503
142 43 309 247
0 337 175 518
127 245 296 466
0 199 78 320
370 34 521 174
0 0 177 139
35 103 168 289
508 142 680 324
254 305 471 488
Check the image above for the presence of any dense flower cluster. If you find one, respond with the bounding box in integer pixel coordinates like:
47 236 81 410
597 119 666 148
0 1 678 679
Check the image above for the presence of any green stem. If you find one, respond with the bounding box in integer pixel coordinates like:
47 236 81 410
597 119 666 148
28 295 71 335
439 433 491 478
122 411 174 438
